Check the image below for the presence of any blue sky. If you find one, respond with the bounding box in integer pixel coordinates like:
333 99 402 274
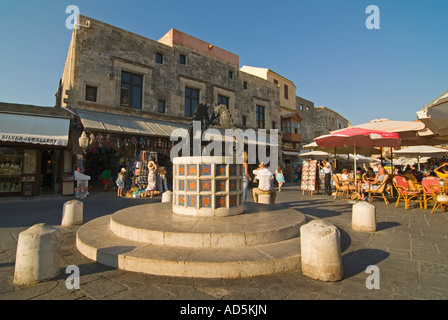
0 0 447 126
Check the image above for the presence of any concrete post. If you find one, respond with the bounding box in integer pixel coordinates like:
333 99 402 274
300 219 343 281
258 194 272 204
61 200 83 226
13 223 61 285
352 201 376 232
161 190 173 203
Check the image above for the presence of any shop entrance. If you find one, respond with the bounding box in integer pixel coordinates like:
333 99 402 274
40 150 61 194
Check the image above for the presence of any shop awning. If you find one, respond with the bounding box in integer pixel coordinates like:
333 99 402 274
283 151 301 156
0 113 70 146
76 110 189 137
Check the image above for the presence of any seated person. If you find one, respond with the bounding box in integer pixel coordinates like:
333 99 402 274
360 167 376 200
434 163 448 180
252 162 276 203
340 168 351 182
423 163 436 177
371 166 388 190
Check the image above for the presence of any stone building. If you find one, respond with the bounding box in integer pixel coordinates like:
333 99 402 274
239 66 302 164
313 106 350 138
296 96 316 146
56 15 281 185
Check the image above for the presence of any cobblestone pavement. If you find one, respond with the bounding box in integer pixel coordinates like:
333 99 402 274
1 184 448 302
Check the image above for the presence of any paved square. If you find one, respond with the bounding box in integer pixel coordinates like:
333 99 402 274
1 184 447 300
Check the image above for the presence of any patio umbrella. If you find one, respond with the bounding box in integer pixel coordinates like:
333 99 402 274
302 141 381 156
350 118 430 146
393 145 447 170
417 90 448 136
298 150 333 159
315 127 401 185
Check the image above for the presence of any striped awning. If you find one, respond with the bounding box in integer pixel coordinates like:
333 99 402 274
76 110 189 137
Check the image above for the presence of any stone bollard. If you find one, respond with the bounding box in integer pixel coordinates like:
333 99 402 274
61 200 83 226
352 201 376 232
14 223 61 285
257 194 272 204
300 219 343 281
162 190 173 203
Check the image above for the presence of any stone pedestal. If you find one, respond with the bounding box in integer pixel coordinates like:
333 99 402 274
258 194 273 205
300 219 343 281
352 201 376 232
161 190 173 203
61 200 83 226
172 156 243 217
14 223 61 285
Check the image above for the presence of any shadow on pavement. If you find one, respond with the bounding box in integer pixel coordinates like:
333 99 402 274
342 248 389 278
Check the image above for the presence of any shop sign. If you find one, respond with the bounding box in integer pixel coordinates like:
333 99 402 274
1 134 59 146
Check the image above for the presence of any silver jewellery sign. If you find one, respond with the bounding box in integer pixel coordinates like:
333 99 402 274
0 134 59 146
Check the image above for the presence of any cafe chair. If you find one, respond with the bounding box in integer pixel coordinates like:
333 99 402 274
367 174 390 205
429 184 448 213
421 177 440 210
333 174 356 201
393 176 422 210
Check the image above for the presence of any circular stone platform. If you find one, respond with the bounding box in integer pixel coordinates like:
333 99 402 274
76 202 306 278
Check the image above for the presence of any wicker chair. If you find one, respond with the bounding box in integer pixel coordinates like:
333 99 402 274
333 174 356 200
421 177 440 210
367 174 390 205
393 176 422 210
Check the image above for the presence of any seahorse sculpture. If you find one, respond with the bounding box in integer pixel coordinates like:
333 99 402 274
186 103 236 155
213 104 235 130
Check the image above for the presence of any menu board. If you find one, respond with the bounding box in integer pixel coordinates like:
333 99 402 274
301 160 318 192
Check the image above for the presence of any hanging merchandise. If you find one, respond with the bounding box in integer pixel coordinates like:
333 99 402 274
97 134 104 148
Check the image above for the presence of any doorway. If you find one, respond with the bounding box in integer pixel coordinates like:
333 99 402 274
40 150 61 194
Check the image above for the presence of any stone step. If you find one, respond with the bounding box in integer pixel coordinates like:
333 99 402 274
76 215 302 278
109 202 306 248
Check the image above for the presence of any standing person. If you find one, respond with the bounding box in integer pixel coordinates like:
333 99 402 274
100 168 112 191
115 168 126 197
320 160 332 195
252 162 276 203
144 157 157 198
296 165 302 185
275 166 286 192
242 152 252 202
158 166 168 193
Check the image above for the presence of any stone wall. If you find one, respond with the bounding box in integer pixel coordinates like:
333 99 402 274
60 15 280 131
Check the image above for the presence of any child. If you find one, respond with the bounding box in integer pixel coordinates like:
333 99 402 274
116 168 126 197
275 166 286 192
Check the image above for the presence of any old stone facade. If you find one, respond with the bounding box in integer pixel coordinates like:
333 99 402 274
296 96 316 145
58 16 280 132
314 106 350 137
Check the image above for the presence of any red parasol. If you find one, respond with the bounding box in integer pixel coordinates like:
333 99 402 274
315 127 401 149
315 127 402 186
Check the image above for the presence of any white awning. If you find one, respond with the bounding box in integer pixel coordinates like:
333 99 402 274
77 110 189 137
283 151 301 156
0 113 70 146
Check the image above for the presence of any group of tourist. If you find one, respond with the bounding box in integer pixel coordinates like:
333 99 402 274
320 158 448 201
104 156 168 198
